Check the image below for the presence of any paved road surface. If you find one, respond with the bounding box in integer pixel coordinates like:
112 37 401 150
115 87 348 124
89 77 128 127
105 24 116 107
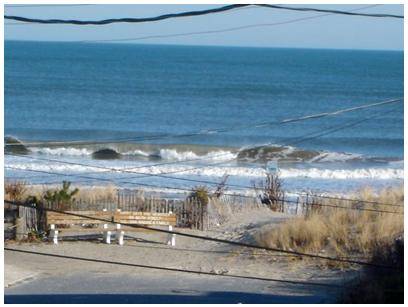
5 271 339 304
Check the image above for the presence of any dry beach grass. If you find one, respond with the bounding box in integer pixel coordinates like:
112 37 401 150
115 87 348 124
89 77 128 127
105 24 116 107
255 186 403 261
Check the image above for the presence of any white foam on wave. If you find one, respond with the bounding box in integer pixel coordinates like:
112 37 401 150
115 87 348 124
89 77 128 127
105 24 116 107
6 158 404 181
31 147 92 156
310 151 363 163
7 162 105 173
157 149 237 162
30 146 237 162
280 167 403 180
123 150 151 157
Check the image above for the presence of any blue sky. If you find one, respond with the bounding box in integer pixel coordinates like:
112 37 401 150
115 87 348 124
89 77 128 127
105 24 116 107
4 4 404 50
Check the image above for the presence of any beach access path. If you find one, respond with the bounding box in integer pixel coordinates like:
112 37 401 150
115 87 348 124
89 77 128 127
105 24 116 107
5 208 352 303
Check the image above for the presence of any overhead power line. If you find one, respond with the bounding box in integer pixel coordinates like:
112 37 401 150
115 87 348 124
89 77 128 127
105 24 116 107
14 162 402 209
5 166 403 215
4 102 403 209
6 110 402 196
5 98 403 147
258 4 403 19
5 103 403 210
66 104 404 193
4 4 403 25
5 4 94 8
4 4 250 25
77 5 381 43
4 200 400 268
74 5 381 44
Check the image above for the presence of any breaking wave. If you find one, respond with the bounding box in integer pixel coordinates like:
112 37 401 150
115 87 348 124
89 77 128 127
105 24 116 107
30 146 237 162
27 144 387 164
6 160 403 181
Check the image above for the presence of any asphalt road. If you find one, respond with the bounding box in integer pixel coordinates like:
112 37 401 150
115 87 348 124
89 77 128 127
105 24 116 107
5 271 339 304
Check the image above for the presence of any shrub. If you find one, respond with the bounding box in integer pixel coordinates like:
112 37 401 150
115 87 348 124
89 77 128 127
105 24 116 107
5 181 27 202
189 186 209 206
43 181 79 209
213 174 229 198
253 173 284 211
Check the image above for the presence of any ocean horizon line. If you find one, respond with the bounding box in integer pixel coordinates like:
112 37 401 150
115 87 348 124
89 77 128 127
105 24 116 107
4 39 404 53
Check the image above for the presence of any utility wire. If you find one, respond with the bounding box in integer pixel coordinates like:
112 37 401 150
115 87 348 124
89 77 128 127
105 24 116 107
5 104 403 209
4 4 403 25
4 167 403 215
5 5 259 26
5 98 402 147
5 4 95 8
10 168 402 209
77 5 381 43
4 248 342 288
258 4 403 18
4 200 400 268
4 4 251 25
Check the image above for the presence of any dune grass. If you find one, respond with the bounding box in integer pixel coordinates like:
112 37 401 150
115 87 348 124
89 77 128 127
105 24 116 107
5 181 118 204
255 186 403 262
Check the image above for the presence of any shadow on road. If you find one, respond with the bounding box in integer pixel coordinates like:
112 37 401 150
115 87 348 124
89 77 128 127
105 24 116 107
5 291 328 304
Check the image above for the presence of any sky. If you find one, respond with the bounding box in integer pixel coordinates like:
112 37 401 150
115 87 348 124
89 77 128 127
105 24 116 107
4 4 404 50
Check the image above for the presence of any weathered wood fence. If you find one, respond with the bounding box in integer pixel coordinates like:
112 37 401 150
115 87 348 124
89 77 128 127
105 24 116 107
4 191 210 240
4 190 324 241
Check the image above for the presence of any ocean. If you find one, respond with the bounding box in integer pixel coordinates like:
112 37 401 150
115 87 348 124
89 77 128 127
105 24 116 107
5 40 404 197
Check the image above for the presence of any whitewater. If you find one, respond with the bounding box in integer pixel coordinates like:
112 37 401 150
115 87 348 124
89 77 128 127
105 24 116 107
5 144 403 197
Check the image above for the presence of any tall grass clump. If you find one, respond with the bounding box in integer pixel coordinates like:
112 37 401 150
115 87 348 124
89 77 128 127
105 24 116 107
255 186 403 261
5 181 28 202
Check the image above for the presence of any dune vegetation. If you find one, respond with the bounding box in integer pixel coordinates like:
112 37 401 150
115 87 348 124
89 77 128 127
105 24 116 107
255 186 403 261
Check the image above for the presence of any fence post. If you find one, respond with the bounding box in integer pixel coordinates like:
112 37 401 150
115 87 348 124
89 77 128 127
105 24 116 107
167 224 176 247
200 201 203 231
281 194 285 213
296 197 299 215
16 207 26 241
305 194 309 217
102 208 111 244
116 209 124 246
16 217 25 241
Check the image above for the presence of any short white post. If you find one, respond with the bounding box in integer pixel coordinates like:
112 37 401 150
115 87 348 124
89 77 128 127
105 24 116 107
116 224 124 246
115 209 124 245
102 209 111 244
103 224 111 244
167 225 176 247
117 231 124 246
49 224 59 245
167 211 176 246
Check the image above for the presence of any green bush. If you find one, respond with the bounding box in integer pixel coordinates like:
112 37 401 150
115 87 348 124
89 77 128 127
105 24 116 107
44 181 79 208
189 186 209 206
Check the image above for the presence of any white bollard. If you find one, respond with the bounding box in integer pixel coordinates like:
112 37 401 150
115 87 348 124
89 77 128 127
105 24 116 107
167 225 176 247
115 209 124 245
49 224 59 245
102 220 111 244
102 208 110 243
117 230 125 246
103 230 112 244
116 223 124 245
